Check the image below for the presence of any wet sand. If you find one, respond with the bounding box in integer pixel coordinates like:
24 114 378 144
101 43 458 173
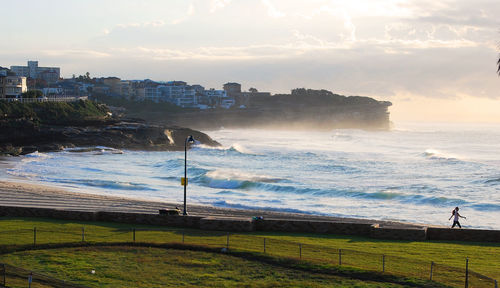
0 180 430 229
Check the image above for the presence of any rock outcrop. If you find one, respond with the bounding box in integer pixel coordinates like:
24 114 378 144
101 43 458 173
0 119 220 155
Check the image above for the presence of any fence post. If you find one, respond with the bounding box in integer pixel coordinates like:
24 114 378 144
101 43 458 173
430 261 434 281
1 263 5 286
339 249 342 266
81 227 85 242
465 257 469 288
299 243 302 259
382 255 385 273
28 272 32 288
263 238 266 253
133 228 136 243
226 233 229 250
33 227 36 246
494 279 497 288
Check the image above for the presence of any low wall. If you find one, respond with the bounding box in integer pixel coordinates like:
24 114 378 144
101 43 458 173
1 206 500 243
255 219 373 237
370 225 427 241
199 217 254 232
0 206 97 221
0 206 202 229
427 227 500 243
96 211 202 229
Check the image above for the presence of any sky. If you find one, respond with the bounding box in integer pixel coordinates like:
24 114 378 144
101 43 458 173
0 0 499 123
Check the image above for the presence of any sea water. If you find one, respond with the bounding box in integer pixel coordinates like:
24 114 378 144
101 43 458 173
4 122 500 229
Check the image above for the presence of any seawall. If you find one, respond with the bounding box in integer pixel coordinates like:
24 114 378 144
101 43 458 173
1 206 498 243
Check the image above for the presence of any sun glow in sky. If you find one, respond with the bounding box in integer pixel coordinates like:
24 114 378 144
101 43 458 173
1 0 499 122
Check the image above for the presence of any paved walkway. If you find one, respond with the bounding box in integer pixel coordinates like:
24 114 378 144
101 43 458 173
0 180 429 229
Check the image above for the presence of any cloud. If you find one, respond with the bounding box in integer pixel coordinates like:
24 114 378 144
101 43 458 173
172 3 195 24
261 0 285 18
115 20 165 29
41 49 111 58
210 0 231 13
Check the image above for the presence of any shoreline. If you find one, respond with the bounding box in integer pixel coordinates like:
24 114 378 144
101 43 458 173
0 180 435 229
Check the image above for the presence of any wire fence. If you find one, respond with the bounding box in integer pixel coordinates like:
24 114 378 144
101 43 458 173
0 262 88 288
0 226 498 288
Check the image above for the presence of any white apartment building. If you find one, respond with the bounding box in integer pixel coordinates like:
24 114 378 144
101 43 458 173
175 86 197 107
3 76 27 98
204 89 234 108
144 86 160 102
10 61 60 83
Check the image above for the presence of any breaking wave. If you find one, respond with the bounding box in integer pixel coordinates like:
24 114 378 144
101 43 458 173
21 151 51 163
55 179 157 191
423 149 462 161
195 143 259 155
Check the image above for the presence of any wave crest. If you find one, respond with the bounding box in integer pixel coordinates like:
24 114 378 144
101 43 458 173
57 179 156 191
423 149 461 161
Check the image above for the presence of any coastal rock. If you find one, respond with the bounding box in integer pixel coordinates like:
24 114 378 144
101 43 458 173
0 120 220 156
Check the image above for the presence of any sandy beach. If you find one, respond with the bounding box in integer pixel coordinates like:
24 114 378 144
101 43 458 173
0 180 429 229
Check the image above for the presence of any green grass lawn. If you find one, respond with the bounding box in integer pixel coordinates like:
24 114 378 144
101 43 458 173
249 231 500 279
0 217 498 287
0 246 430 288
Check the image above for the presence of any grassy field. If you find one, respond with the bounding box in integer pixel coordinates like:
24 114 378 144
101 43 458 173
0 217 498 287
0 246 436 288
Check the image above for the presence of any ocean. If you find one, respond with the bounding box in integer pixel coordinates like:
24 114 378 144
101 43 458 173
4 122 500 229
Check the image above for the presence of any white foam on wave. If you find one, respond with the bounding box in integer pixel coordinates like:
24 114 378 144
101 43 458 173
21 151 51 163
195 142 259 155
424 149 462 161
206 169 281 183
230 143 256 154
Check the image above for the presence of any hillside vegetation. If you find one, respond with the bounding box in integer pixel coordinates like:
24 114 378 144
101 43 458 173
0 100 111 126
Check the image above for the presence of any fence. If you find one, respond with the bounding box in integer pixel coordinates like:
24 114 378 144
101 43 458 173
0 96 88 103
0 262 88 288
0 226 498 288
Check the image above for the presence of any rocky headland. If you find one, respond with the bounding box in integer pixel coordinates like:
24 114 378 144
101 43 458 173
0 101 220 156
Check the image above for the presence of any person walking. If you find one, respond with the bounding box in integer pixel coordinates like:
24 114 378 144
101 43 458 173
449 207 466 228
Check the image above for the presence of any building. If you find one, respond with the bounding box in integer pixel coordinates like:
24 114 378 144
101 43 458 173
157 81 188 104
223 82 241 95
175 86 197 107
202 88 235 108
3 76 27 98
0 68 7 98
10 61 60 83
222 82 270 106
42 87 64 97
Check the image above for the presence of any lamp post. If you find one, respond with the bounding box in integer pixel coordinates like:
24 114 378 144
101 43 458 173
183 135 195 215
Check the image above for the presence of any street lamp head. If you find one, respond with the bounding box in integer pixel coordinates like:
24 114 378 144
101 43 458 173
186 135 195 144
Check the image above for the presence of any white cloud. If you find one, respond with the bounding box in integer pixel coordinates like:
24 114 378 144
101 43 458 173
342 11 356 42
261 0 285 18
41 49 111 58
210 0 231 13
115 20 165 29
172 3 195 24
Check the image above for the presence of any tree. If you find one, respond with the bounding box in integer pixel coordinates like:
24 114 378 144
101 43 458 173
249 87 258 93
22 90 43 98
